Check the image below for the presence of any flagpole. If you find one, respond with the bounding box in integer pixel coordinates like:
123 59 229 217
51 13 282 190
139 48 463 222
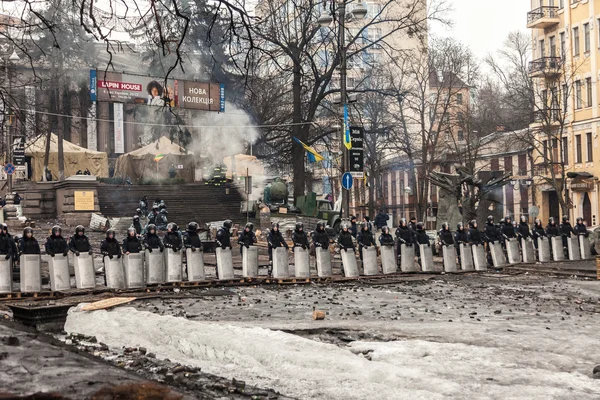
339 0 350 220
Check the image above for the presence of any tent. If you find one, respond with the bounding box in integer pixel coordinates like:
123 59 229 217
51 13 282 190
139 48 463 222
25 133 109 181
114 136 195 183
222 154 265 179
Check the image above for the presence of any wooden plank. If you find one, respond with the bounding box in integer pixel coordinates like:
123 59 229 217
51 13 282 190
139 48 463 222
81 297 137 311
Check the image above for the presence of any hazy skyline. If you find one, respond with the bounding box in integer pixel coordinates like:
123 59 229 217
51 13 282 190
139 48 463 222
433 0 531 61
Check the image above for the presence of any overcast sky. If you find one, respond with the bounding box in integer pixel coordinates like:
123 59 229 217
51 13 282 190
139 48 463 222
432 0 530 61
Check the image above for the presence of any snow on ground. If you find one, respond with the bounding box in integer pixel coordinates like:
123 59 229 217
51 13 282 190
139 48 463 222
65 304 600 400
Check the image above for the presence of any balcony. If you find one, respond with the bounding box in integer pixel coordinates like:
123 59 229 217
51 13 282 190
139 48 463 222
527 6 560 29
529 56 562 78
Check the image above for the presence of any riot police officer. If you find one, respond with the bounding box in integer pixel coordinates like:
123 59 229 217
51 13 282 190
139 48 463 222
100 229 122 259
69 225 93 256
311 221 330 250
356 222 375 260
143 224 164 253
184 222 204 252
45 226 68 257
267 222 288 277
395 218 413 265
292 222 310 250
19 228 40 255
122 227 143 254
162 223 182 252
237 222 256 255
216 220 233 250
133 215 143 235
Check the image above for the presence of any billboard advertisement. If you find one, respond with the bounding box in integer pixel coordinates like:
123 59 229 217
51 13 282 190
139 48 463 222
93 70 224 112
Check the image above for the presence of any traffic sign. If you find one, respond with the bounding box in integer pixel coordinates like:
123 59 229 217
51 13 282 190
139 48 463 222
342 172 353 190
349 149 364 178
4 163 15 175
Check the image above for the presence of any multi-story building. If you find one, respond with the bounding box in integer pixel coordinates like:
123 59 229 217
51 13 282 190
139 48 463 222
527 0 600 225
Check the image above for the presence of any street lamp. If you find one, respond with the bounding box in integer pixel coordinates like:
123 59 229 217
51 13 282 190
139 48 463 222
319 0 367 219
402 186 412 218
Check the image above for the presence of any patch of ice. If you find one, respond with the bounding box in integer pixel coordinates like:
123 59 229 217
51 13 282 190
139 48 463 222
64 306 600 400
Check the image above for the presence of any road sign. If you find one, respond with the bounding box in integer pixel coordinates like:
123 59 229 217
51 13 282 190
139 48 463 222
529 206 539 218
349 126 364 149
349 149 364 178
4 163 15 175
342 172 353 190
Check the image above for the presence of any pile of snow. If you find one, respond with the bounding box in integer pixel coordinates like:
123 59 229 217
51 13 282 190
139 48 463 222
65 307 599 399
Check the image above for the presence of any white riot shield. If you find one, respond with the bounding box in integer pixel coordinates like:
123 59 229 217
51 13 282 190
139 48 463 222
123 253 144 288
567 236 581 261
381 245 397 274
293 247 310 278
419 244 434 272
272 247 289 279
400 244 417 272
521 238 536 264
0 258 12 294
506 238 521 264
104 256 125 289
551 236 564 261
579 235 592 260
341 248 359 277
362 246 378 276
442 245 458 272
242 246 258 278
20 254 41 293
48 254 70 291
537 237 551 263
315 247 332 277
490 242 507 267
164 248 183 282
145 249 165 284
472 244 487 271
460 244 474 271
216 247 234 280
73 252 95 289
186 248 206 281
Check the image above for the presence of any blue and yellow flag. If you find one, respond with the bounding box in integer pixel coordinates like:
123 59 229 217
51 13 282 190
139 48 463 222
293 137 324 163
343 104 352 150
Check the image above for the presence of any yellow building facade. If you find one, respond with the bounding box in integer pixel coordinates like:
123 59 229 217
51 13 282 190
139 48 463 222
528 0 600 226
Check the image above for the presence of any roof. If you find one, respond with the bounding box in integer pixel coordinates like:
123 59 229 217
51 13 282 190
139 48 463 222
25 133 106 155
429 70 470 89
126 136 192 157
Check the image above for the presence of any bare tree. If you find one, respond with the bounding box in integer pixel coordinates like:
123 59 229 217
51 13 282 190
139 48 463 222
244 0 447 200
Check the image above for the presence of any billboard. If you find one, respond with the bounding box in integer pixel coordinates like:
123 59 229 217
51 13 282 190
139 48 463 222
93 70 224 112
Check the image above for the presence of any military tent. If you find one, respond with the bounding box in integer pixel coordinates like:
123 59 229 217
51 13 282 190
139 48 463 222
114 136 195 183
25 133 109 181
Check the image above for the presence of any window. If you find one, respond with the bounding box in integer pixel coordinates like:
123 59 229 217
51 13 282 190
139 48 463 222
552 138 559 162
518 154 527 175
541 89 548 111
543 140 548 160
456 93 463 104
586 77 593 107
550 36 557 58
562 83 568 111
576 134 582 163
560 32 566 58
584 23 590 53
457 130 464 141
587 132 593 162
383 176 389 201
560 137 567 164
539 39 545 58
491 158 499 171
391 171 397 205
573 27 580 56
504 156 513 175
576 80 582 109
559 0 564 9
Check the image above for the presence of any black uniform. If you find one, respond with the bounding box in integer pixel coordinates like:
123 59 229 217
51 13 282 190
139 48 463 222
45 233 68 256
415 229 429 245
517 222 531 240
267 229 288 259
501 222 517 240
336 230 355 251
350 220 358 238
574 222 589 237
147 211 159 225
356 227 375 260
484 222 500 244
545 222 559 237
237 229 256 255
532 221 546 249
454 226 469 263
559 220 574 250
0 232 13 259
216 227 232 249
100 236 122 258
69 234 92 255
144 230 164 252
292 229 310 249
156 212 168 231
438 227 454 246
184 231 205 251
19 235 40 255
122 232 143 254
378 228 395 247
133 218 143 235
163 231 182 252
312 224 330 249
469 226 483 245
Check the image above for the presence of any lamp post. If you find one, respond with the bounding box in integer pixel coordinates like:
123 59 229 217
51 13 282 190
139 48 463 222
402 186 412 219
319 0 367 219
4 50 19 209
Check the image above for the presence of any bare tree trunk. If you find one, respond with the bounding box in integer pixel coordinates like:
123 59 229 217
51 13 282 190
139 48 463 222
291 60 305 200
57 56 65 181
